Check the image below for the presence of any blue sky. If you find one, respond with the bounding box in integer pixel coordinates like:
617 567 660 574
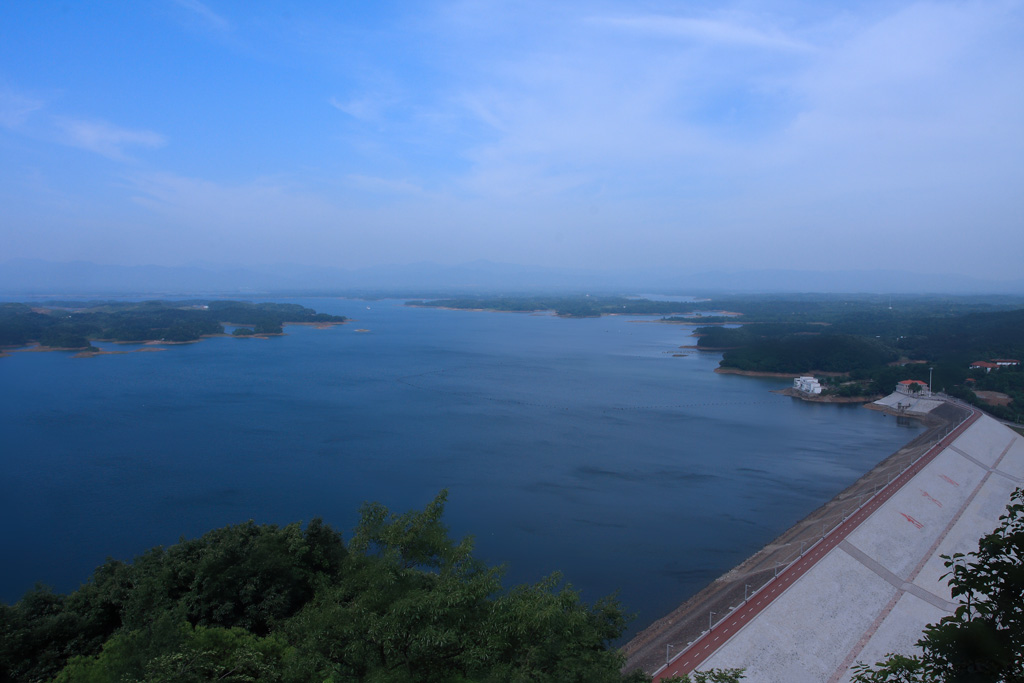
1 1 1022 278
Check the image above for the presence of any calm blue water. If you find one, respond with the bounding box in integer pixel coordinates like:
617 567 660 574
0 298 922 635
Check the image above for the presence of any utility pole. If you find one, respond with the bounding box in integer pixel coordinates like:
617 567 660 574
929 366 934 395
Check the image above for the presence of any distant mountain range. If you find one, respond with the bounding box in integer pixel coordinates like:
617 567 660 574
1 258 1023 297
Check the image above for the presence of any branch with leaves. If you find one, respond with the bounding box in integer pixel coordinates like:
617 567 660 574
852 487 1024 682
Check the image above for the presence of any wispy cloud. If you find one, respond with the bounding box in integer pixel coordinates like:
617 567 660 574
122 170 452 264
344 174 432 197
329 96 395 122
1 89 165 161
127 172 340 228
588 14 813 52
0 90 44 129
54 118 166 160
457 94 508 133
171 0 230 31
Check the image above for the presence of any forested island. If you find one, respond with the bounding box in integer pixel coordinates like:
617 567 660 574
405 296 712 318
0 493 657 683
0 301 346 352
408 294 1024 423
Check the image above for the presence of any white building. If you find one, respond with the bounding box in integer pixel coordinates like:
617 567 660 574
793 376 822 394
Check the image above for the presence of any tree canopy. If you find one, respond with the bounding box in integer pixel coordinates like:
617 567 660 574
1 492 651 683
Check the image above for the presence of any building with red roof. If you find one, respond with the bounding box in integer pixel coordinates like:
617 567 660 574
896 379 930 396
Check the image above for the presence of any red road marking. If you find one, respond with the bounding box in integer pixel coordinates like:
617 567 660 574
900 512 924 529
654 406 980 680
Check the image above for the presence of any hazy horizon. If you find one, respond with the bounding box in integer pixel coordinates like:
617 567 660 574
4 257 1024 296
2 2 1023 278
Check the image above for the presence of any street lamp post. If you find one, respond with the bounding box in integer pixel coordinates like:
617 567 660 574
709 611 716 630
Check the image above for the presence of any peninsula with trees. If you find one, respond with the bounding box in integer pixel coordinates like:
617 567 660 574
0 300 347 353
691 303 1024 423
408 293 1024 423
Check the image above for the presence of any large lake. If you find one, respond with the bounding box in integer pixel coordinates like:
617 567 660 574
0 298 922 635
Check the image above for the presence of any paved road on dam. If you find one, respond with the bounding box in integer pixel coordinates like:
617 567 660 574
655 404 981 680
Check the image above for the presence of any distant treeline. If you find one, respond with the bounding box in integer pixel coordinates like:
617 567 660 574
408 293 1024 421
0 301 346 350
409 293 1024 321
0 493 652 683
406 296 700 318
692 306 1024 421
701 329 899 373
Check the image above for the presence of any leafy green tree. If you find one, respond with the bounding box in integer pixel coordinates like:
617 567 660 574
481 573 635 682
289 491 503 681
273 491 647 682
0 519 346 681
852 487 1024 682
54 619 298 683
123 519 346 635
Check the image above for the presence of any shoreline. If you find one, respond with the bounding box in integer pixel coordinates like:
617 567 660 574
405 304 552 315
771 387 882 404
0 320 346 358
72 347 168 358
679 345 740 351
621 400 966 675
646 320 739 326
405 304 707 319
713 367 846 378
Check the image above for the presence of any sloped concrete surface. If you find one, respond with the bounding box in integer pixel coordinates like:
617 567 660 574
871 393 944 414
697 551 892 681
656 403 1020 682
950 418 1015 467
998 437 1024 480
846 591 947 679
